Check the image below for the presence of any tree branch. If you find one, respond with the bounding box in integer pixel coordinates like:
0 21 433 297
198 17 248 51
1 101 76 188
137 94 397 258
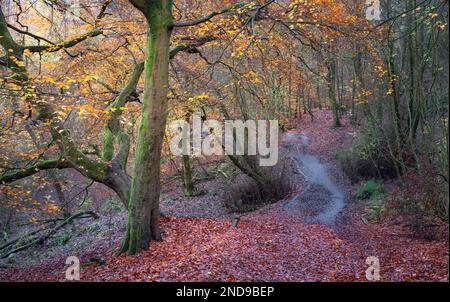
24 29 102 53
0 159 70 184
169 35 215 59
96 0 113 23
128 0 146 15
173 2 247 28
0 211 99 259
7 23 55 46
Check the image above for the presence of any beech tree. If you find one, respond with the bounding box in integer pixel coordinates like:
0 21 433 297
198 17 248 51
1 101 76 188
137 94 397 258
1 0 228 254
118 0 269 255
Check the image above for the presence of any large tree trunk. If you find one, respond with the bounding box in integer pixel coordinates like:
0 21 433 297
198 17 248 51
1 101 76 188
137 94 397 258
119 0 173 255
104 162 131 207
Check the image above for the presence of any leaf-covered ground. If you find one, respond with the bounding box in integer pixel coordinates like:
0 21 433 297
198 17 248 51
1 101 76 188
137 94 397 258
0 111 448 282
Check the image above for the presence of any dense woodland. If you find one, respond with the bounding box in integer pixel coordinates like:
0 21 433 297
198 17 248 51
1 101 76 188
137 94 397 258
0 0 448 282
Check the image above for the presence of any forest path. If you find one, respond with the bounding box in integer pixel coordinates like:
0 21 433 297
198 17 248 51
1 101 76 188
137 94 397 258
284 134 345 225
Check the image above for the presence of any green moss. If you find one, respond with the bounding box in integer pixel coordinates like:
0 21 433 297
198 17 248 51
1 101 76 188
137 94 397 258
101 127 114 162
118 0 173 256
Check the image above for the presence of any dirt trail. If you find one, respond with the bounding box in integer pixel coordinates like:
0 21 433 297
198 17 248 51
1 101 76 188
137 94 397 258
285 134 345 225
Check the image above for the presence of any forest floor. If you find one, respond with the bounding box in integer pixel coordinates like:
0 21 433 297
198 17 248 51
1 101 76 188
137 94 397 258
0 110 448 282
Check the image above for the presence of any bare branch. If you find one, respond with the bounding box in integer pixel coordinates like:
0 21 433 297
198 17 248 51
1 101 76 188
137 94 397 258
173 2 247 28
24 29 103 53
169 35 215 59
96 0 114 23
7 23 55 45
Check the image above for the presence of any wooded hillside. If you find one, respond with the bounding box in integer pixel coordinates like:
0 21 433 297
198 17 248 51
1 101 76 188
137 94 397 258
0 0 448 282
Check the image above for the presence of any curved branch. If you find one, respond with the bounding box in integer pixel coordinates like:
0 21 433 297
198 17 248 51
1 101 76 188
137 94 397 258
174 2 247 28
7 23 55 46
0 159 70 184
169 35 215 59
24 29 103 53
96 0 114 22
128 0 146 14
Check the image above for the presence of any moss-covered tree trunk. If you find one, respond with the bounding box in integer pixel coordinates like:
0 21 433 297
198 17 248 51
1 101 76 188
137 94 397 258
119 0 173 255
101 62 144 163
